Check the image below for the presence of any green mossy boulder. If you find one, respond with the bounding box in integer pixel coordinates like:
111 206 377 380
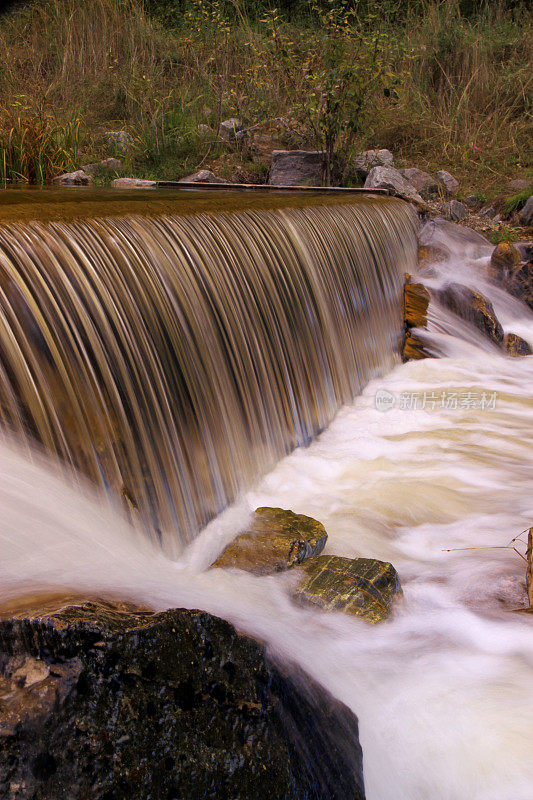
212 507 327 575
293 555 403 624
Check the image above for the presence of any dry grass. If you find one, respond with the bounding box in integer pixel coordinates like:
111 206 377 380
0 0 530 190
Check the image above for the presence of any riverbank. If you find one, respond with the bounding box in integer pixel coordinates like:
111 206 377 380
0 0 530 199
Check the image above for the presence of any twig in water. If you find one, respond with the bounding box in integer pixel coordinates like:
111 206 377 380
443 526 533 608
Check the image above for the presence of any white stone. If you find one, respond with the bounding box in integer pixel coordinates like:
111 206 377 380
111 178 156 188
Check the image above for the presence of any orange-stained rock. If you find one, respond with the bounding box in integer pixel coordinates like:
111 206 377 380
490 242 521 282
404 275 430 328
403 330 431 361
504 333 532 357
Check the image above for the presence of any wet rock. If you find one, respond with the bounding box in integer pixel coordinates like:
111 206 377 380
418 243 450 265
293 555 402 623
111 177 157 188
104 130 133 152
403 329 431 361
353 149 394 178
436 169 459 196
443 200 467 221
404 275 430 328
0 599 364 800
269 150 324 187
504 261 533 310
419 219 491 267
520 196 533 226
218 117 242 141
364 166 426 208
52 169 93 186
398 167 439 199
213 507 327 575
179 169 224 183
438 282 504 345
504 333 532 356
80 157 122 177
490 243 533 310
516 242 533 262
489 241 522 282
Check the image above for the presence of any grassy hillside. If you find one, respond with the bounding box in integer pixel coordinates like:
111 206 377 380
0 0 530 194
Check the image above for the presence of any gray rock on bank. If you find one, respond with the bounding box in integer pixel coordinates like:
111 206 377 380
219 117 243 141
269 150 324 187
52 170 93 186
443 200 468 221
353 149 394 177
80 157 122 177
179 169 224 183
399 167 439 199
0 599 365 800
436 169 459 196
104 130 133 152
364 166 426 207
520 196 533 226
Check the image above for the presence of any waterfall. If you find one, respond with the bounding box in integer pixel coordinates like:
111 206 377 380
0 196 418 553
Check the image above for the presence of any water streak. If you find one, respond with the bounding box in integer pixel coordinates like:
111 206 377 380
0 198 417 551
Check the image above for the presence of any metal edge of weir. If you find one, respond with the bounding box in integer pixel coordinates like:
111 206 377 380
155 181 390 194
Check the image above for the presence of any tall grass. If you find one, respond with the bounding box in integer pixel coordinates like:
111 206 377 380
0 0 530 187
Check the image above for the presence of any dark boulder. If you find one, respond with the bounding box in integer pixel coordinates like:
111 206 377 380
0 599 364 800
438 282 504 345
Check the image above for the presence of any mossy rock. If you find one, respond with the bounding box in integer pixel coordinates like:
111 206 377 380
293 555 403 624
213 507 327 575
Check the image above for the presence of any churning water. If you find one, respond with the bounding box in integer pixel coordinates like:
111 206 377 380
1 198 532 799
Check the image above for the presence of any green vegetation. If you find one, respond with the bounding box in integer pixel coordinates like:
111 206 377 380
0 0 530 190
502 185 533 215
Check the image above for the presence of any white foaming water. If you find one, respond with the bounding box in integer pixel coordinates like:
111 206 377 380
1 225 533 799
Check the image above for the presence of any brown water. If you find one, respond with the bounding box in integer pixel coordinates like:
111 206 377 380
0 191 418 552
